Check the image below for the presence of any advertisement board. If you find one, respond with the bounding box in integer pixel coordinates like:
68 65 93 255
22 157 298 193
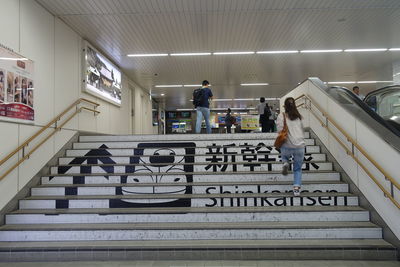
83 41 122 106
0 46 34 123
241 115 259 130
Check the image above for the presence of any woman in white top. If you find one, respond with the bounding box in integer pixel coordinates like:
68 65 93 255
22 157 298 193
276 97 305 196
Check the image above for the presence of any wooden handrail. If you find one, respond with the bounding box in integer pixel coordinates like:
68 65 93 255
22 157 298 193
294 94 400 208
0 98 99 181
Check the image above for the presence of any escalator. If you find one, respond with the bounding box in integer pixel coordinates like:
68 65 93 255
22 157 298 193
308 78 400 152
364 86 400 132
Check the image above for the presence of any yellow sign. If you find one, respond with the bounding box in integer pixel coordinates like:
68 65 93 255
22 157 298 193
241 115 259 130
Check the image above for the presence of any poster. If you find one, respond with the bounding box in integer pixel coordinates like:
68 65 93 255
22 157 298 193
241 115 259 130
0 46 34 123
83 41 122 106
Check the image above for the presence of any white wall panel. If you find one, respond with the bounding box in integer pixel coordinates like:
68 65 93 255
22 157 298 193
20 0 55 125
54 129 76 153
0 169 18 211
0 0 19 50
54 18 80 130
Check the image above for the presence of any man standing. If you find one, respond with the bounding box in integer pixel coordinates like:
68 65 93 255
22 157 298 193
257 97 269 132
193 80 213 134
353 86 365 100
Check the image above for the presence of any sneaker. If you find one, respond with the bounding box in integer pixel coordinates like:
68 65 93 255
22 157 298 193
282 162 289 176
293 188 301 197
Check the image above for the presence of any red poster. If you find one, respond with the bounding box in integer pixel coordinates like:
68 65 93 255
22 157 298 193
0 46 34 123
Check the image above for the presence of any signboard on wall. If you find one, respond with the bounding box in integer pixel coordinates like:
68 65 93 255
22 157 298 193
0 46 34 123
241 115 259 130
82 41 122 106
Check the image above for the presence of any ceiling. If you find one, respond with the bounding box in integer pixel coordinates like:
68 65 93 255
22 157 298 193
36 0 400 109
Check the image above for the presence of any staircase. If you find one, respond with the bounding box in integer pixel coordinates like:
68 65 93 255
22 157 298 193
0 132 397 261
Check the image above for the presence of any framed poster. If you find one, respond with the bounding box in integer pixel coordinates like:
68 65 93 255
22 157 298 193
82 41 122 106
241 115 259 130
0 46 34 123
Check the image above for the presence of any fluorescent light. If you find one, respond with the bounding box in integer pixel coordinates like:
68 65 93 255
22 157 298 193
327 81 356 84
0 57 28 61
127 53 168 57
357 81 393 84
213 51 255 55
155 85 182 88
257 50 298 54
389 48 400 51
213 99 233 102
170 52 211 56
234 98 257 101
176 109 194 111
344 48 387 52
240 83 269 86
300 49 343 53
160 93 165 96
183 84 202 87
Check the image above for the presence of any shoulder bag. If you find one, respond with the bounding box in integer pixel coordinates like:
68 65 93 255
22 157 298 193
274 114 288 149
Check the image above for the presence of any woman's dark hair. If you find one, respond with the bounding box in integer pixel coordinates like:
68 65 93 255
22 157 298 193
227 108 231 113
260 97 265 103
284 97 302 120
202 80 209 86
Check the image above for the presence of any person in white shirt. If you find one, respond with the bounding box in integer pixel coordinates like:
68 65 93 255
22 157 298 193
276 97 305 196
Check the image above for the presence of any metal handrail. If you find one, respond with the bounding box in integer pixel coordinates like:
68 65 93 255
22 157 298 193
0 98 100 181
295 94 400 209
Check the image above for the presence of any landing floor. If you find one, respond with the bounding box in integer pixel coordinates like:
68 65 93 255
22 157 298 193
0 261 399 267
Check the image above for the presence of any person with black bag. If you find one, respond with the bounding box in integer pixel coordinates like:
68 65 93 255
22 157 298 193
193 80 213 134
276 97 305 196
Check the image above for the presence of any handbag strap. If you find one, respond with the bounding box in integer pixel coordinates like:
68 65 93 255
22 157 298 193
283 113 288 131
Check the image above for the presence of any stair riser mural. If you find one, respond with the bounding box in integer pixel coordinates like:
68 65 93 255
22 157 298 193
19 196 358 209
59 153 326 165
31 184 349 196
41 172 341 185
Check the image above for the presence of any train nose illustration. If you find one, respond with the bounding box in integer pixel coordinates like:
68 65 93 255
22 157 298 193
111 142 196 208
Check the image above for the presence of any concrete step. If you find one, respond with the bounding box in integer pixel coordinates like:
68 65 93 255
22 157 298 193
50 161 333 175
41 172 341 185
58 153 327 165
31 182 349 196
65 145 321 157
4 207 371 224
0 222 382 242
0 239 397 262
72 139 315 149
0 239 396 261
78 132 310 142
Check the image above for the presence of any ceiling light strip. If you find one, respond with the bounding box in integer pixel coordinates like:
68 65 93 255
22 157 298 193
213 51 255 55
389 48 400 51
127 53 168 57
356 81 393 84
155 85 182 88
300 50 343 53
170 53 211 56
344 48 387 52
240 83 269 86
256 50 298 54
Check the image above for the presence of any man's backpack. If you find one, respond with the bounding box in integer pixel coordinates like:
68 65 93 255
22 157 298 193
264 105 272 118
193 88 204 107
